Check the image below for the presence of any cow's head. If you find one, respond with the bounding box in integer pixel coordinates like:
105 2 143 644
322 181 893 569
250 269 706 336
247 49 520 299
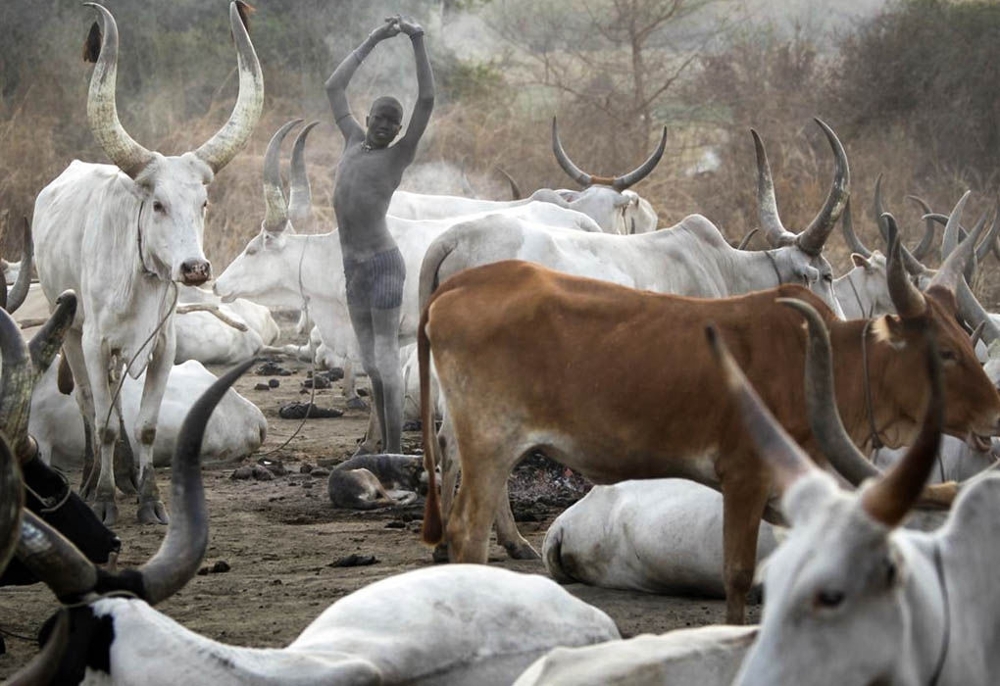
214 120 319 309
873 208 1000 450
544 117 665 234
708 288 951 686
753 119 848 319
84 2 263 286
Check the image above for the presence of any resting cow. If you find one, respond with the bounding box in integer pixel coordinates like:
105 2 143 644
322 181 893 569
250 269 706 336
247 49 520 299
543 480 779 598
5 365 621 686
31 2 263 524
418 213 1000 624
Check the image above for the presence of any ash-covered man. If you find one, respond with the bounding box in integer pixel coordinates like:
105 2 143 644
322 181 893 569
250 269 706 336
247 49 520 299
325 16 433 454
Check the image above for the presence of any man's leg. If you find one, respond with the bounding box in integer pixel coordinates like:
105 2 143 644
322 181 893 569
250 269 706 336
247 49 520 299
372 306 404 453
348 306 385 452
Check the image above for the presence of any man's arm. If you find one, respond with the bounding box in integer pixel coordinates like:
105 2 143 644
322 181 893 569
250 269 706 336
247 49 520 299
326 19 400 140
396 19 435 154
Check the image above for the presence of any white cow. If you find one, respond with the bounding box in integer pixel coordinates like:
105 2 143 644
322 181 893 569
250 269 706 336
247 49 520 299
10 367 620 686
543 480 779 598
710 299 1000 686
386 119 666 235
31 2 263 524
173 285 279 365
513 625 757 686
30 357 266 470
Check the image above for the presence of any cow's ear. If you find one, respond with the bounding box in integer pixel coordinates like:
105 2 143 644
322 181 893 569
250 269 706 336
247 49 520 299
851 253 872 269
872 315 907 349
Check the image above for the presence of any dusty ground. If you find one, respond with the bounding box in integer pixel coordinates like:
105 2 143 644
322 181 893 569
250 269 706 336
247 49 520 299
0 333 759 678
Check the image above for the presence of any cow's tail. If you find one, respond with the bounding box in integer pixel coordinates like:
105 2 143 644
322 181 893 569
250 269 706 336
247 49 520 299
417 225 460 314
541 525 575 584
419 302 443 546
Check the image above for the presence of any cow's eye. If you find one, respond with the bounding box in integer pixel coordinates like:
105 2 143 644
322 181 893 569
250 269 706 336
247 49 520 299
814 589 844 609
153 201 165 213
940 349 958 362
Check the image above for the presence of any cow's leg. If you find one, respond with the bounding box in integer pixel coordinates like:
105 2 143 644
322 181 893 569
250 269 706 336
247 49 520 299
432 412 457 563
133 329 175 525
109 357 138 495
720 473 770 625
447 447 512 563
80 332 119 526
494 482 539 559
62 335 98 498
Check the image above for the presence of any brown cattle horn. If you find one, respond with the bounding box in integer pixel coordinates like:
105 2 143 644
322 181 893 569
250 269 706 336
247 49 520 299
139 358 255 604
611 126 667 191
552 117 667 191
83 3 155 179
0 429 23 578
261 119 302 233
860 323 944 527
929 191 981 296
905 195 937 261
288 121 320 230
0 305 34 461
737 228 759 250
884 213 927 317
193 2 265 173
795 118 850 257
6 218 32 314
706 324 814 493
777 297 881 486
840 197 872 258
15 509 99 599
751 128 797 248
7 608 69 686
28 291 77 379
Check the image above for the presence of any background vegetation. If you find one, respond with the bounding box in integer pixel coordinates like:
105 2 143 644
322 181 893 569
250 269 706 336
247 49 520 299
1 0 998 303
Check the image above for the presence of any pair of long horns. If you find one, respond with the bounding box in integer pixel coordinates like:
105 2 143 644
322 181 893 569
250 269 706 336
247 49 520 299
552 117 667 191
753 118 850 257
707 296 943 528
14 358 254 604
262 119 320 233
84 1 264 178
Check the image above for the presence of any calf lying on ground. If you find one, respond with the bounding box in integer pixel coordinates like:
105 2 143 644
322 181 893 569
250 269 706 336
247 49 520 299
328 453 424 510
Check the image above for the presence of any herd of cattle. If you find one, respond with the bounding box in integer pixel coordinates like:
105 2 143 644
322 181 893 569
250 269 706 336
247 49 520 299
3 2 1000 683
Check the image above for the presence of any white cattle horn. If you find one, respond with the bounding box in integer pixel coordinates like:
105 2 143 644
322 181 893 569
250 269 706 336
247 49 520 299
261 119 302 233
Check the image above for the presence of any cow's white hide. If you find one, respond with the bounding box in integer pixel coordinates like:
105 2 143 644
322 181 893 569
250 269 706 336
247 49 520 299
31 359 266 469
84 565 620 686
512 625 757 686
543 480 779 598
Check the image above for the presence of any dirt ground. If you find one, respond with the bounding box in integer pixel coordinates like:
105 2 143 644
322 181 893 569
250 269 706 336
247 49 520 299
0 329 759 678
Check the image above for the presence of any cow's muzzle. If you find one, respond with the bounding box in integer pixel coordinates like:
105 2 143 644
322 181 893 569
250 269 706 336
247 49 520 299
179 259 212 286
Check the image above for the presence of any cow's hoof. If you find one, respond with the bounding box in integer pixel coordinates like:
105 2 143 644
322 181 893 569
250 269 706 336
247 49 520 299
91 499 118 527
504 541 541 560
431 543 449 564
137 500 169 525
346 397 368 411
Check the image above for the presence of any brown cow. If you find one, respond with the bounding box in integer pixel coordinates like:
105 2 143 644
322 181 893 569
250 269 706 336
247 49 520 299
418 217 1000 624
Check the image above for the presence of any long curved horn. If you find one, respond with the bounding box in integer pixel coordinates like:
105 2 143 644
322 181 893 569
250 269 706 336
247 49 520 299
778 298 881 486
288 121 320 230
860 323 944 526
905 195 937 260
611 126 667 191
83 3 154 178
876 177 930 278
552 117 594 188
928 191 980 295
28 291 77 377
8 610 70 686
975 203 999 264
737 228 759 250
0 306 34 461
0 430 23 578
15 509 99 599
795 118 850 256
495 166 522 200
261 119 301 233
192 1 265 173
706 325 814 493
139 358 255 604
840 197 872 258
751 128 796 247
884 213 927 318
6 218 33 314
